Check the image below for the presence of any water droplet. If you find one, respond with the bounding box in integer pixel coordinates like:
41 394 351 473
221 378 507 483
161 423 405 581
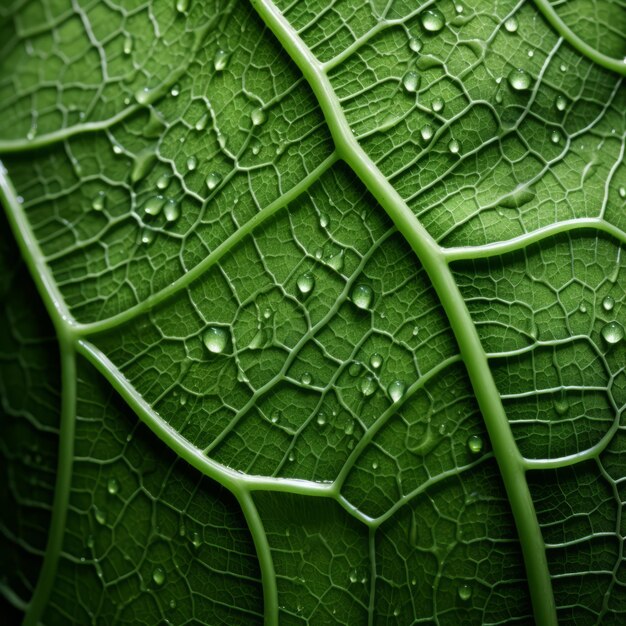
175 0 189 14
251 108 266 126
327 250 344 272
144 195 165 216
170 84 180 97
297 273 315 295
559 63 568 72
504 16 518 32
164 199 180 223
579 303 587 314
555 95 567 111
412 326 419 336
319 213 330 228
403 71 419 93
301 372 313 385
344 420 354 435
508 68 531 91
288 450 296 462
92 191 106 211
86 534 95 549
388 380 405 402
448 139 460 154
205 171 222 191
123 34 133 55
371 460 378 470
370 353 383 369
169 599 177 609
348 361 363 377
349 570 358 583
107 478 119 495
203 327 228 353
393 607 401 617
156 173 171 190
186 156 197 171
438 423 447 435
141 229 155 245
270 411 279 424
602 321 624 345
467 435 483 454
458 583 472 601
360 376 376 397
213 49 228 71
134 87 151 105
263 308 272 319
554 397 569 415
431 97 445 113
351 284 374 310
152 567 166 586
602 296 615 311
316 412 326 426
421 124 434 141
195 112 209 131
94 507 107 526
619 186 626 199
421 8 446 32
408 37 422 53
191 532 202 548
550 130 561 144
131 147 158 183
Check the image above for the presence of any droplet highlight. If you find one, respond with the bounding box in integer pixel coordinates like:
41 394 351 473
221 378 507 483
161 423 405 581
351 284 374 310
421 8 446 32
203 327 228 354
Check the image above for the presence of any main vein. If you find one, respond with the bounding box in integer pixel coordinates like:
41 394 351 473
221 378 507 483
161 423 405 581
249 2 558 625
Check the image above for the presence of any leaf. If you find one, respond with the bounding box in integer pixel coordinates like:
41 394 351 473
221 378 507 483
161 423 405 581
0 0 625 624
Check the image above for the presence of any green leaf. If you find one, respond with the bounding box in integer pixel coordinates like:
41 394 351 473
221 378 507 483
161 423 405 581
0 0 625 624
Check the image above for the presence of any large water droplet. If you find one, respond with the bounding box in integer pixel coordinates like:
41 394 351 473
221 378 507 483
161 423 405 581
164 199 180 223
175 0 189 14
203 327 228 353
297 273 315 295
186 155 197 171
370 353 383 369
448 139 460 154
458 583 472 601
134 87 151 105
351 284 374 310
144 195 165 216
205 172 222 191
508 68 531 91
327 250 344 272
602 295 615 311
213 49 228 71
92 191 106 211
388 380 405 402
602 321 624 345
156 173 171 190
107 478 119 495
301 372 313 385
431 96 445 113
348 361 363 377
360 376 376 397
467 435 483 454
152 567 166 586
251 108 267 126
403 71 419 93
421 124 434 141
504 16 518 32
421 8 446 32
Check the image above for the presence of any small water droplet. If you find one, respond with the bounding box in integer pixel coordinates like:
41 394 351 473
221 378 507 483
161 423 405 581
327 249 345 272
371 460 378 470
169 599 177 609
360 376 376 397
467 435 483 454
170 84 180 97
619 186 626 199
251 107 266 126
205 171 222 191
156 173 171 190
431 96 445 113
152 567 166 586
86 534 95 549
144 195 165 216
123 34 133 55
316 412 326 426
438 423 447 435
555 95 567 111
94 507 107 526
348 361 363 377
579 303 587 314
602 321 624 345
92 191 106 211
421 8 446 32
393 607 401 617
602 295 615 311
195 112 209 131
203 327 228 353
164 199 180 223
554 397 569 415
448 138 460 154
351 284 374 310
504 16 518 32
297 273 315 295
175 0 189 14
370 353 383 369
191 531 202 548
301 372 313 385
186 155 197 171
319 213 329 228
403 71 419 93
458 583 472 601
559 63 568 73
134 87 151 105
550 130 561 144
107 478 119 495
344 420 354 436
349 570 358 583
408 36 422 53
508 68 531 91
131 147 158 183
288 450 296 462
213 49 228 71
388 380 405 402
270 411 279 424
421 124 434 141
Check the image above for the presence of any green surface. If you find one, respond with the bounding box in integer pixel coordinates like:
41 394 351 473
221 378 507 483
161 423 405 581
0 0 625 624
